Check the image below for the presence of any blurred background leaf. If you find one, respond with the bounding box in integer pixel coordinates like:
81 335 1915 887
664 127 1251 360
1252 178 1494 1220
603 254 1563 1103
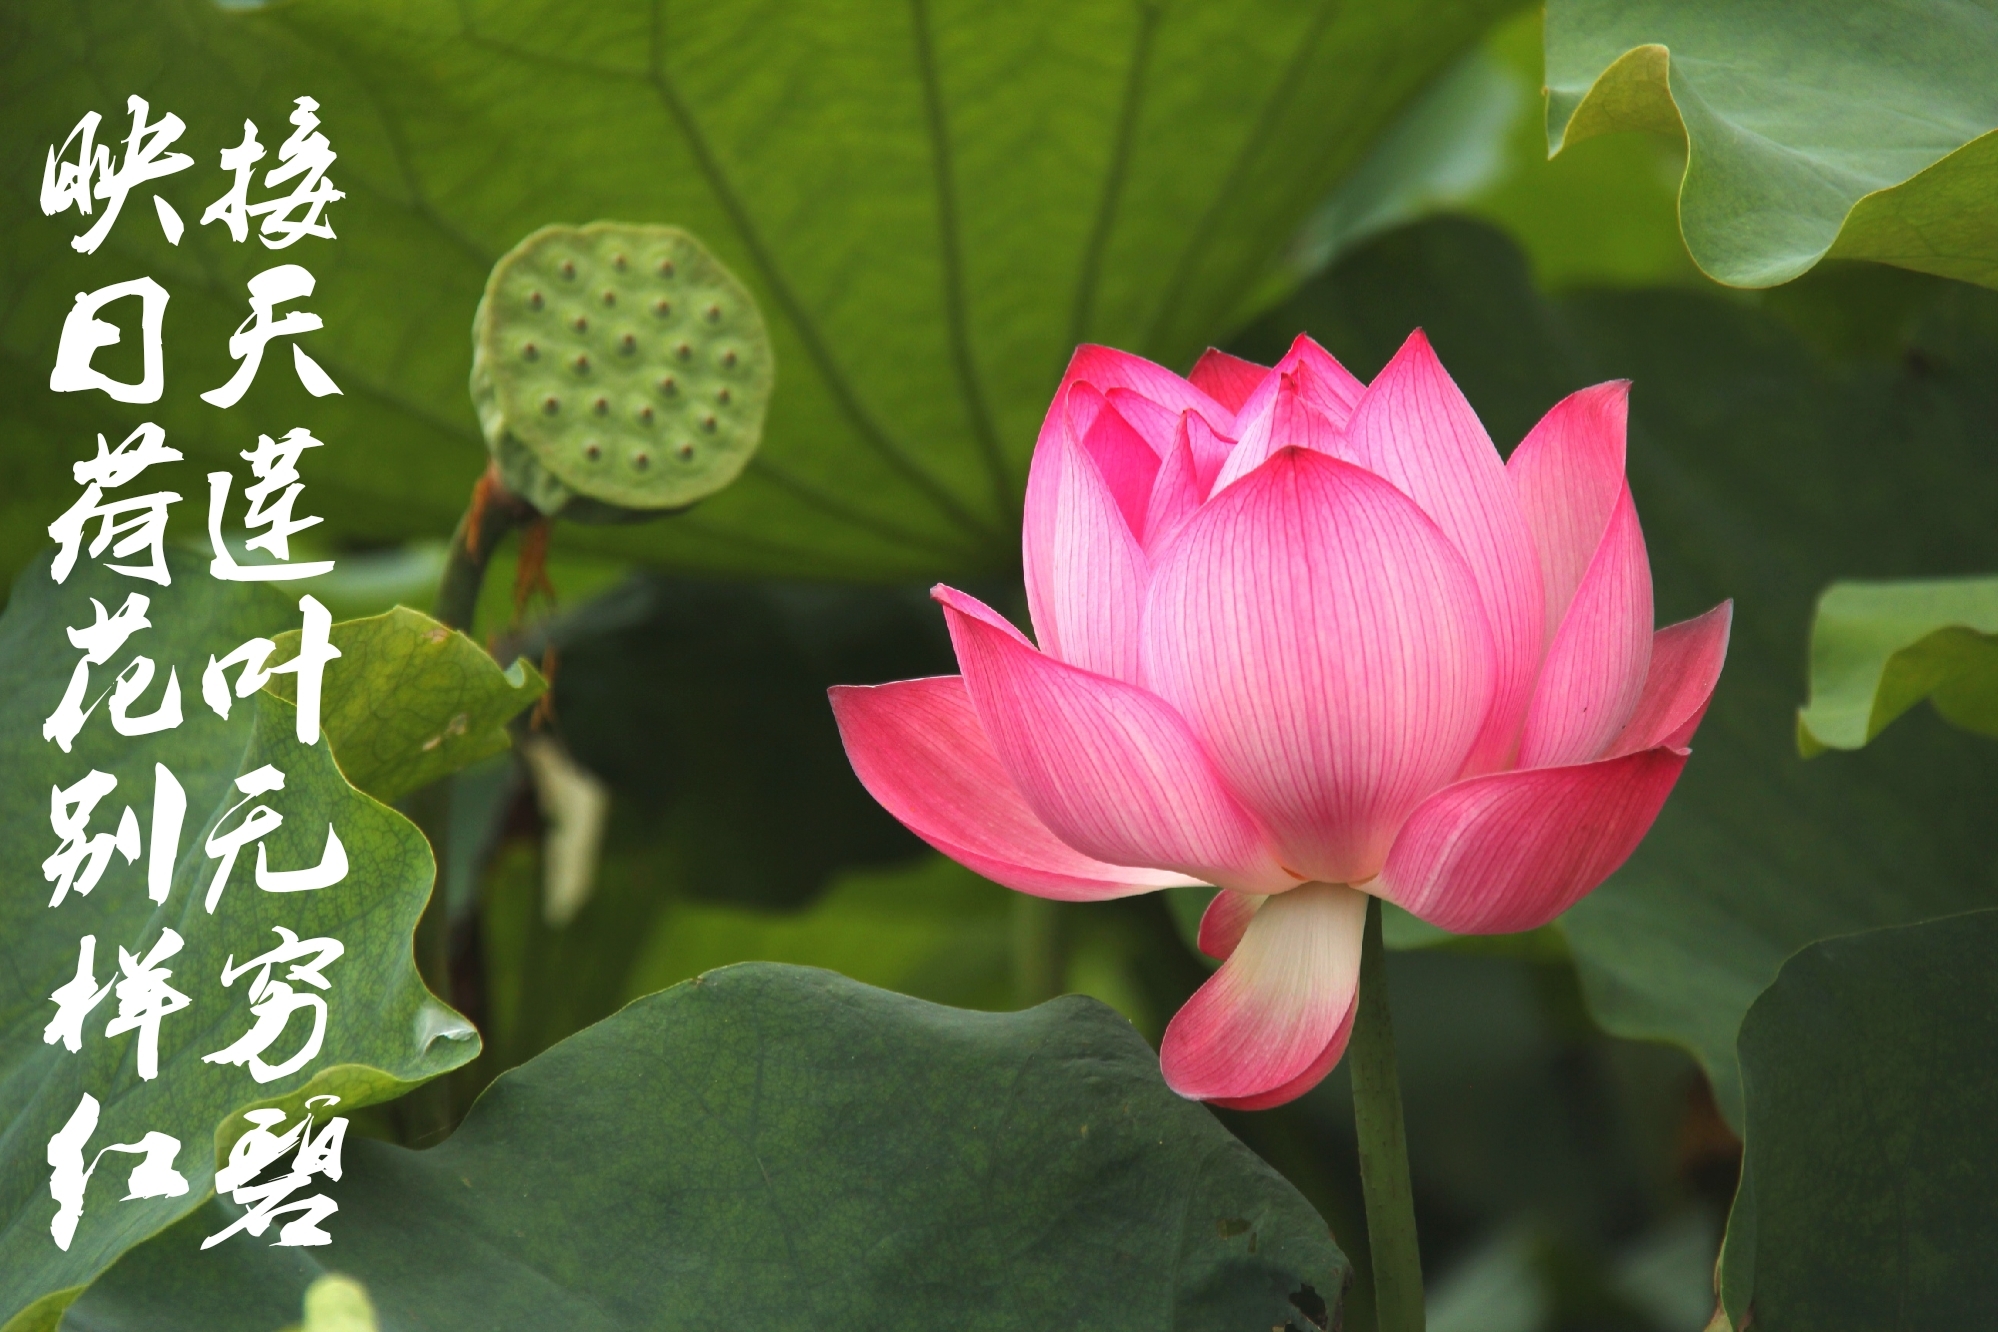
1545 0 1998 288
1795 576 1998 753
0 0 1526 590
525 576 954 909
71 965 1349 1332
1716 908 1998 1330
1304 9 1694 291
274 1277 378 1332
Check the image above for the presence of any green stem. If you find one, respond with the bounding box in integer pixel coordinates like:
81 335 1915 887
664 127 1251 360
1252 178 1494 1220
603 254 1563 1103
396 466 538 1146
435 463 536 633
1350 895 1424 1332
1010 895 1066 1007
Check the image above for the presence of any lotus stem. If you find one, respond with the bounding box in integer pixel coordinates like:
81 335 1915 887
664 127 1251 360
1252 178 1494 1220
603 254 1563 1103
1351 894 1424 1332
436 462 537 633
1011 895 1067 1006
398 466 539 1145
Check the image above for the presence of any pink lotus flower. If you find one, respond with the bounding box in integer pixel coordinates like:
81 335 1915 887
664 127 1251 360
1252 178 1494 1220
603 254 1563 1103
830 332 1730 1109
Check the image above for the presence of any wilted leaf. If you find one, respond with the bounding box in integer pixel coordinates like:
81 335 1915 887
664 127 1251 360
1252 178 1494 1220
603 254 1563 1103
73 963 1348 1332
1794 576 1998 754
0 552 473 1331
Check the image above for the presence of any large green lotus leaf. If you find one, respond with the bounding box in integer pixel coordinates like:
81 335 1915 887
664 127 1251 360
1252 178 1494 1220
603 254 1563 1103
0 0 1520 592
1233 218 1998 1127
266 606 545 804
1713 908 1998 1329
0 550 474 1332
1794 576 1998 754
70 962 1348 1331
1544 0 1998 289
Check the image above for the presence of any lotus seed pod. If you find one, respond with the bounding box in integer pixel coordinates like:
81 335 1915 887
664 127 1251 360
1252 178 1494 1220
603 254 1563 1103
471 223 773 520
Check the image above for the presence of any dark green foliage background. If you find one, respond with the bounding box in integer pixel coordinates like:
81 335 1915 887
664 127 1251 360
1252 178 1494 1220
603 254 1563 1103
1 0 1994 1328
